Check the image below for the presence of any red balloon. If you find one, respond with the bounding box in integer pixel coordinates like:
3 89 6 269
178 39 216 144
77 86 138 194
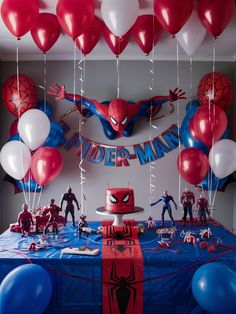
154 0 193 35
198 0 235 37
56 0 94 40
31 13 61 54
76 16 102 55
177 148 209 185
132 15 162 55
31 147 63 186
190 105 227 148
1 0 39 38
9 119 18 136
103 24 131 56
198 72 233 111
2 74 38 117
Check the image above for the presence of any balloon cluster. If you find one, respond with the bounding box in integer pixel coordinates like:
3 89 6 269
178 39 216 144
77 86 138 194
0 0 235 56
178 72 235 191
0 74 65 193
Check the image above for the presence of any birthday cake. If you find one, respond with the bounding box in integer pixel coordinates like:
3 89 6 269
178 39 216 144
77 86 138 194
105 188 135 213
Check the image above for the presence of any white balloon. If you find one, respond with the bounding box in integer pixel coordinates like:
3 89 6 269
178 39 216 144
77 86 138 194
18 109 50 151
101 0 139 37
176 11 206 56
209 139 236 179
0 141 31 180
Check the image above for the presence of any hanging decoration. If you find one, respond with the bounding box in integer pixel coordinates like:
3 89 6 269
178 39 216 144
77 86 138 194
1 0 39 38
2 74 38 117
56 0 94 40
31 13 61 54
76 16 103 56
176 10 206 56
101 0 139 38
154 0 193 36
197 0 235 38
132 15 162 55
197 72 233 111
62 123 179 167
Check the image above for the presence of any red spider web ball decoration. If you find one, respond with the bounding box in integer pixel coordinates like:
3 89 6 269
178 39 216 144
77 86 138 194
198 72 232 111
2 74 38 117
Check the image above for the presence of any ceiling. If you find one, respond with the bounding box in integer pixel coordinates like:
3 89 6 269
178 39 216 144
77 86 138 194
0 0 236 61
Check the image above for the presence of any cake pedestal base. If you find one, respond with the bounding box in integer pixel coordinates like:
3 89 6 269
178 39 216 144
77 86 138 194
96 207 144 227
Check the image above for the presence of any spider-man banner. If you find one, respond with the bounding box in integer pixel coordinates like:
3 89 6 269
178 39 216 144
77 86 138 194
102 222 143 314
63 123 179 166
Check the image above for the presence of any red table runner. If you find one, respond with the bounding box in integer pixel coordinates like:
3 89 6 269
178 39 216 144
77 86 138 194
102 222 144 314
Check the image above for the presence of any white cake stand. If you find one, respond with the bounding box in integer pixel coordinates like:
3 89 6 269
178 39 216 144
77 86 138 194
96 206 144 226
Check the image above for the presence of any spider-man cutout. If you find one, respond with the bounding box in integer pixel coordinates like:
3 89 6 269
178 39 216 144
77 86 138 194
106 261 137 314
48 84 186 140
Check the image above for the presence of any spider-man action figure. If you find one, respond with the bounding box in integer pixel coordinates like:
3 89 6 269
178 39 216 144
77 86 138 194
151 190 178 227
18 203 34 237
61 186 80 227
48 84 186 140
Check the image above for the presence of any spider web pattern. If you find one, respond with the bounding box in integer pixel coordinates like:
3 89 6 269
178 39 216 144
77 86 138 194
2 75 38 117
198 72 232 110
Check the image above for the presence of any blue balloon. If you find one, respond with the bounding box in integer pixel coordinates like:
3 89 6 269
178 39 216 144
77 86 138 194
185 99 200 112
192 262 236 313
7 133 21 142
16 179 43 192
0 264 52 314
180 100 209 154
36 100 53 118
44 121 66 148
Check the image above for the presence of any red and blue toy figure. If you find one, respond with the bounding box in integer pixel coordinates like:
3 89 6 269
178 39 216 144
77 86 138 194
78 214 88 238
17 203 34 237
145 216 156 230
197 195 210 226
181 187 195 227
61 186 80 227
151 190 178 227
43 199 62 234
48 84 186 140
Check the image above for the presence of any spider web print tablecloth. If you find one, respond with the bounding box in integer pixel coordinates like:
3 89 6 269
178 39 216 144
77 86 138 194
102 223 144 314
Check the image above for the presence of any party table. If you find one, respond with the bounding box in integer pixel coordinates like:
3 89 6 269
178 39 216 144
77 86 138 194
0 220 236 314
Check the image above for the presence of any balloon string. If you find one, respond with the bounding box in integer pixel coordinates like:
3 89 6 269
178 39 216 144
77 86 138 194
16 38 28 205
116 56 120 98
176 42 182 205
36 186 43 209
78 52 86 214
32 183 37 211
149 17 157 216
208 43 216 207
44 53 47 111
189 55 193 109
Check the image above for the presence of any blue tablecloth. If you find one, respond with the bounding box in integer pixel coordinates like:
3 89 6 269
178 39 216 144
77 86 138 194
0 221 236 314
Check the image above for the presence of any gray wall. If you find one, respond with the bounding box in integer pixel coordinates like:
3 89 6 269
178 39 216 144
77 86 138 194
0 60 235 232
